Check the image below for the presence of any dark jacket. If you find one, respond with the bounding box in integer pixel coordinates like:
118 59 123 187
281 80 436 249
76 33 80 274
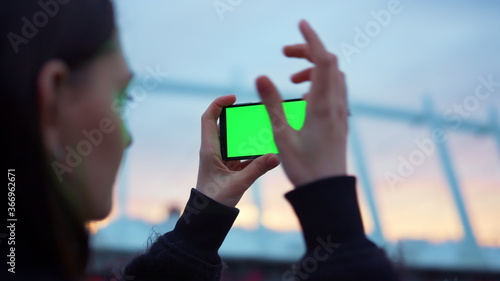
124 176 400 281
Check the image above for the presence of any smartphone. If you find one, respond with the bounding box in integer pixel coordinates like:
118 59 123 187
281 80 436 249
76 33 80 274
219 98 307 161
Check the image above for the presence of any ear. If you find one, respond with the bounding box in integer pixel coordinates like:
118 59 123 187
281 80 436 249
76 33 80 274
37 60 70 157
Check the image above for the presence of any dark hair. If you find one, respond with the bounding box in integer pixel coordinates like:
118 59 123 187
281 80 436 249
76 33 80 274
1 0 116 279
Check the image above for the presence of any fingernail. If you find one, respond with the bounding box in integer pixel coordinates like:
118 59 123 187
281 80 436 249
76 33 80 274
256 76 270 92
267 154 281 167
300 19 309 29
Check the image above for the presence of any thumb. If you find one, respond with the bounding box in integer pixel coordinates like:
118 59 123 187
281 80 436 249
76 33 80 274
239 154 280 185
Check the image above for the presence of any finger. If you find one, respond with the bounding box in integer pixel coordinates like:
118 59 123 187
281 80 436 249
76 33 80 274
237 154 280 185
238 159 253 171
283 44 312 63
201 95 236 152
299 20 338 100
291 67 313 84
338 71 348 106
298 20 330 66
224 159 241 170
256 76 291 142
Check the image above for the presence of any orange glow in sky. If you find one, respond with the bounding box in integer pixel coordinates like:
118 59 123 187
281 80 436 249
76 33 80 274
92 165 500 248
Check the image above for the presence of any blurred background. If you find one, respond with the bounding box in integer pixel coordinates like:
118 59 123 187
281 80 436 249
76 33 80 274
87 0 500 280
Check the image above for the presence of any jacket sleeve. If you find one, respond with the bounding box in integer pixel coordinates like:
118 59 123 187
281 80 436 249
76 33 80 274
122 188 239 281
284 176 401 281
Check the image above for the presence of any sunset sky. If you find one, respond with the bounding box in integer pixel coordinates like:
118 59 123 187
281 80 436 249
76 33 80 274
92 0 500 254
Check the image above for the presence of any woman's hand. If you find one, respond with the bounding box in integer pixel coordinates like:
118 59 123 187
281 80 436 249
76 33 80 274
195 95 281 207
256 20 348 187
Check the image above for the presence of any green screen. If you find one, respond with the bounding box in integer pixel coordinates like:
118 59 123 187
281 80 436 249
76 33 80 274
225 100 306 158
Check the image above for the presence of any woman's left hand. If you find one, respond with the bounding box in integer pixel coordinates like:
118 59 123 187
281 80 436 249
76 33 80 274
196 95 281 208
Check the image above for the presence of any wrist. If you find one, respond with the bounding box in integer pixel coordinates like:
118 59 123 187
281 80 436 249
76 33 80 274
291 161 347 187
195 186 240 208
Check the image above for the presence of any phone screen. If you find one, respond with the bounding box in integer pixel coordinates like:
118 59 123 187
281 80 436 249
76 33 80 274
220 99 307 160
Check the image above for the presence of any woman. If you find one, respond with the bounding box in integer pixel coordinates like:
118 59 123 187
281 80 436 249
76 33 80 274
1 1 400 280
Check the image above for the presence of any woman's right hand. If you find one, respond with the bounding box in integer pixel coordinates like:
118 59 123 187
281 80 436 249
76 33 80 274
256 20 349 187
